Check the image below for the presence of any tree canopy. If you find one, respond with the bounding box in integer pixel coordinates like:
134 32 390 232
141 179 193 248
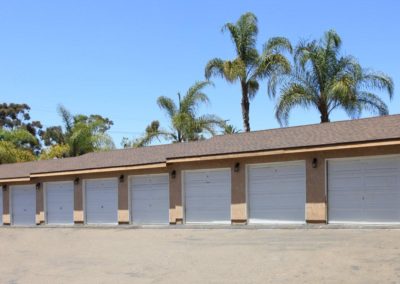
205 12 292 132
271 30 394 125
125 81 226 147
0 128 37 163
40 105 115 158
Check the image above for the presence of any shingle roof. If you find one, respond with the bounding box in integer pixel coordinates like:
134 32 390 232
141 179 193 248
1 114 400 180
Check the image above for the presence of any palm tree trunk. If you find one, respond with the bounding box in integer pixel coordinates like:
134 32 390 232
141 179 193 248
318 100 330 123
241 82 251 132
320 111 330 123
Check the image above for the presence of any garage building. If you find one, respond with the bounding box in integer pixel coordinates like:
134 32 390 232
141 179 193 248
1 115 400 226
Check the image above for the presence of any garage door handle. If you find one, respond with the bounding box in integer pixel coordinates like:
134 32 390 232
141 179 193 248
101 205 104 208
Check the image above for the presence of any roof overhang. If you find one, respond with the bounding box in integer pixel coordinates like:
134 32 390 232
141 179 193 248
0 177 31 184
166 140 400 163
29 162 167 178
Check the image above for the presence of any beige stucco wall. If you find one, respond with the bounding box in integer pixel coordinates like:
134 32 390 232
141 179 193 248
1 144 399 226
167 145 400 224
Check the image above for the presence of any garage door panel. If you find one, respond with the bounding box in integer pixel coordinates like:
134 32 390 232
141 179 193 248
186 200 229 210
85 179 118 224
184 169 231 224
329 159 362 170
365 157 399 169
131 174 169 224
328 156 400 224
46 182 74 225
185 190 229 199
185 209 230 223
248 167 275 179
365 175 397 187
133 191 168 201
329 193 363 208
330 210 364 222
248 162 306 224
364 209 400 223
329 176 363 189
11 185 36 226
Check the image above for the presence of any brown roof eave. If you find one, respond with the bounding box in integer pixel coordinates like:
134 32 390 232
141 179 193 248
0 177 31 184
29 162 167 178
166 138 400 164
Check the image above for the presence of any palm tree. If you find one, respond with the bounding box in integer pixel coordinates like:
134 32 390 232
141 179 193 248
40 105 115 158
222 123 240 134
130 81 225 147
205 12 292 132
273 30 394 125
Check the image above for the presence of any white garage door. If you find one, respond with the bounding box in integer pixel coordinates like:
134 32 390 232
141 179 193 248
328 156 400 224
248 161 306 224
85 179 118 224
11 185 36 226
130 174 169 224
0 189 3 225
45 181 74 225
184 169 231 224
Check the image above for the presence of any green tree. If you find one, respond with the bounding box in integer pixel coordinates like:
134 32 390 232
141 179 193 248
273 30 394 125
127 81 225 147
40 105 115 157
0 103 43 153
39 144 70 160
205 12 292 132
0 128 37 163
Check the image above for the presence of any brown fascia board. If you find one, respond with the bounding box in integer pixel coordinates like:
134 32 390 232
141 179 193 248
29 162 167 178
0 177 31 184
165 139 400 163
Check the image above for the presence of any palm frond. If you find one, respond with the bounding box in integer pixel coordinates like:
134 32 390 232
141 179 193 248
248 80 259 99
360 70 394 99
205 58 225 80
222 12 258 62
180 81 211 115
264 37 293 55
157 96 177 119
275 83 315 126
57 105 73 133
345 92 389 118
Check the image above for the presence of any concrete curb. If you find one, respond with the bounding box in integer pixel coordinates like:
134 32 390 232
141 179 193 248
1 224 400 229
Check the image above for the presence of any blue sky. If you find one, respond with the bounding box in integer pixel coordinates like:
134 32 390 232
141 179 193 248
0 0 399 147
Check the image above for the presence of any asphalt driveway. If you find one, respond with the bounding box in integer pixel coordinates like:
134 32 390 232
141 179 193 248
0 227 399 283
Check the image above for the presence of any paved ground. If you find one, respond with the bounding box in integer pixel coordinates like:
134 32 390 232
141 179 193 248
0 227 400 283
